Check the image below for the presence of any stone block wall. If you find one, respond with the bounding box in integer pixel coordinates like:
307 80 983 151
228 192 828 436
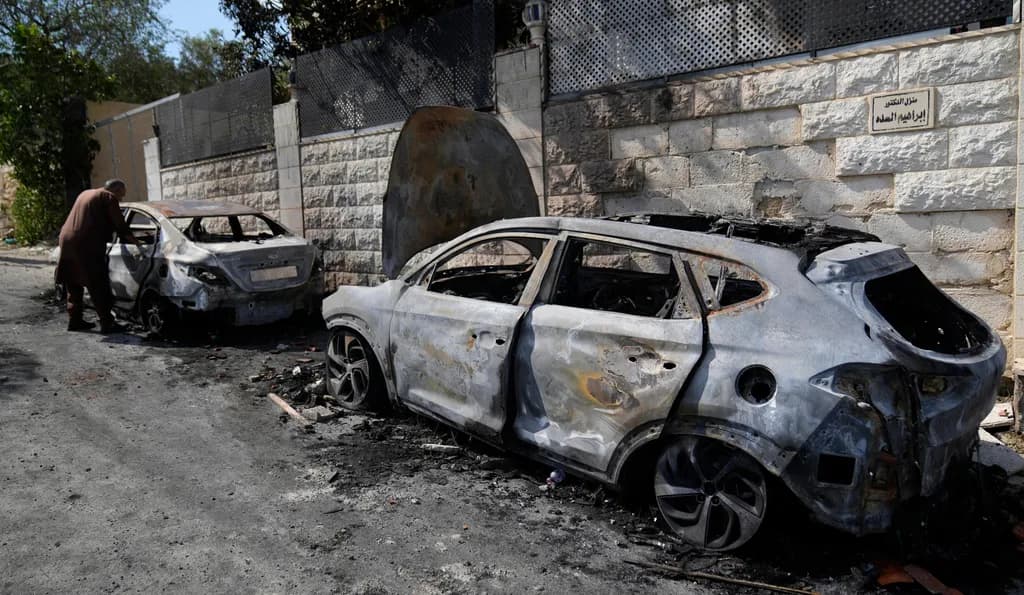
298 128 399 289
543 26 1019 353
159 149 280 220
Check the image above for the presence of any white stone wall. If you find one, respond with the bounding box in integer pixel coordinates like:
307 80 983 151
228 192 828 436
298 128 399 289
495 47 545 204
159 149 280 219
543 26 1019 353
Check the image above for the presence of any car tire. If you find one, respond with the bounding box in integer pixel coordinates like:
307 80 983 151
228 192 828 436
654 435 768 551
326 327 385 411
140 292 177 337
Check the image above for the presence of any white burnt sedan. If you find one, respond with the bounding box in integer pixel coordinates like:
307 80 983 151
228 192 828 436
57 200 323 334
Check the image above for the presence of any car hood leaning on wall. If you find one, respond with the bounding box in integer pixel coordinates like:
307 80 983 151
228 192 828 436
381 106 539 278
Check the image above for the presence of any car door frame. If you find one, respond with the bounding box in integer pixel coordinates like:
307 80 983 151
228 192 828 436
387 230 559 443
107 207 160 307
510 230 708 476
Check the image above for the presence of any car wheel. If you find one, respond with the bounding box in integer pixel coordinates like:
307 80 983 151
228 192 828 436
654 436 768 551
141 293 176 337
326 328 383 411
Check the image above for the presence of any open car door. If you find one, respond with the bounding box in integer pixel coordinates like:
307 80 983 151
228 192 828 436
107 209 158 307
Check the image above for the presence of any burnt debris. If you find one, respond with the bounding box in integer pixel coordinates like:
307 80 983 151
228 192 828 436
607 212 881 263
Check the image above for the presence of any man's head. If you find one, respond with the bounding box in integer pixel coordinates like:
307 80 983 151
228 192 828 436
103 179 127 200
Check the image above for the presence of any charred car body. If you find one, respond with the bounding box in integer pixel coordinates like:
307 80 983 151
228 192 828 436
61 200 322 333
321 107 1005 551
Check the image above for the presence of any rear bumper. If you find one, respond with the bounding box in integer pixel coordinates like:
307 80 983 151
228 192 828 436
169 273 323 326
784 345 1003 535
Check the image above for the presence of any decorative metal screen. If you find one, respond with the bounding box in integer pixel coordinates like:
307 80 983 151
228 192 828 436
156 68 275 167
548 0 1012 96
295 0 495 138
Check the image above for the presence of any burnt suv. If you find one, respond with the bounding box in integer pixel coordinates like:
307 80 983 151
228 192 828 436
320 107 1005 551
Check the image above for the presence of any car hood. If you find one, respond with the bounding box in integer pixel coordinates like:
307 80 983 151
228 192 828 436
381 106 539 278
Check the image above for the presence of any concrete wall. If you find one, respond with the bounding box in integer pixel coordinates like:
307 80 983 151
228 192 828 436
299 128 398 289
159 149 280 219
542 26 1019 355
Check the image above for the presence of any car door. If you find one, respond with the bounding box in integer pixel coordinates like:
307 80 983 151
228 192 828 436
107 209 159 305
513 234 705 473
389 233 555 442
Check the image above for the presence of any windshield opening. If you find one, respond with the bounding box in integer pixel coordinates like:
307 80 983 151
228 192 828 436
865 266 988 355
170 215 289 243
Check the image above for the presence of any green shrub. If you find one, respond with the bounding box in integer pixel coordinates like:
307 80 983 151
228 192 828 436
10 186 66 244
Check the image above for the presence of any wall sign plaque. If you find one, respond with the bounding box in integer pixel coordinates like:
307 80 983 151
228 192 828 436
869 88 935 133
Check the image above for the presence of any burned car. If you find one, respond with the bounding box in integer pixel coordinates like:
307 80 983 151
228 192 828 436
63 200 322 333
321 107 1005 551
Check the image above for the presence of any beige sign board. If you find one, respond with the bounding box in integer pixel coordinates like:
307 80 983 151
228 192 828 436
869 88 935 133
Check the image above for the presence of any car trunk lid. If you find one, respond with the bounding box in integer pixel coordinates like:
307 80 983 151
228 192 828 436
207 237 315 292
382 106 539 278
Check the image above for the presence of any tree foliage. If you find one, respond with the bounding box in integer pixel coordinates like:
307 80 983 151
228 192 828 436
176 29 246 93
219 0 527 67
0 24 113 242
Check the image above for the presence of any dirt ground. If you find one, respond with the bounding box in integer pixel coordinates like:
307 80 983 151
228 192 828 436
3 245 1024 595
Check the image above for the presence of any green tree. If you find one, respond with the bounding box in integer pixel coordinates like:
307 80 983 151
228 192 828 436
0 25 113 243
176 29 246 93
0 0 174 103
219 0 526 67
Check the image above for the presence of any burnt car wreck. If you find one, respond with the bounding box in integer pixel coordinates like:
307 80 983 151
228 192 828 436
58 200 323 334
321 107 1006 551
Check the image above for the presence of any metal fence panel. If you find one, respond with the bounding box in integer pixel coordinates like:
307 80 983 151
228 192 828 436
549 0 1012 96
295 0 495 138
156 68 275 167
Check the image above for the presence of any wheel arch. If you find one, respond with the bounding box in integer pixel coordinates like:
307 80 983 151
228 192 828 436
660 418 794 478
326 315 399 406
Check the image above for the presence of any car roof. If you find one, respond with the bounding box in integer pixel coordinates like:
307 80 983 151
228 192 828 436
129 200 261 218
459 215 880 267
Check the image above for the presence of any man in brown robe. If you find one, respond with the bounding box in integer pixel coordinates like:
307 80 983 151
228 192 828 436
56 179 138 333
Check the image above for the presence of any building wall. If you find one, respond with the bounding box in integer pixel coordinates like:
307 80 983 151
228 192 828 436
159 149 280 219
543 26 1019 355
298 128 398 289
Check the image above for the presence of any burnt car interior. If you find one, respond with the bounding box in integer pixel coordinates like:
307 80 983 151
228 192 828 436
126 210 159 245
174 215 289 243
426 238 546 305
608 212 881 263
865 266 988 355
553 239 681 318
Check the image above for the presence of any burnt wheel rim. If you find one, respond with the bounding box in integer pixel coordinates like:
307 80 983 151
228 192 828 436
143 298 165 334
654 436 767 551
327 330 371 406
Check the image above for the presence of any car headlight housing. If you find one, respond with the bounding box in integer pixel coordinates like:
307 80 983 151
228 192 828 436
185 265 231 286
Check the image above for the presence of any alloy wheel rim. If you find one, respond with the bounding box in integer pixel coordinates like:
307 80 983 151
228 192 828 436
327 331 371 404
654 436 767 551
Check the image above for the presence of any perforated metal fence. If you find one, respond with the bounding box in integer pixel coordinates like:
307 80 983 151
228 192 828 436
548 0 1012 96
295 0 495 138
156 69 275 167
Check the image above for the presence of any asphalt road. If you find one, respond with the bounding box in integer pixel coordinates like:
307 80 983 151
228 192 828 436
3 247 1023 595
0 248 714 594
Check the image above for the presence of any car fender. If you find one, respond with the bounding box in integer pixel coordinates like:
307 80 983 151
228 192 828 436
663 417 795 478
326 313 400 407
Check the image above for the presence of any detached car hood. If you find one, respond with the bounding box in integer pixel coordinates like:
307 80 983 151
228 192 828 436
382 106 539 278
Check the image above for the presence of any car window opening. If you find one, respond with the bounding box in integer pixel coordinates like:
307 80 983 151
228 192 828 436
427 238 547 304
554 239 681 318
865 266 987 355
172 215 289 243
